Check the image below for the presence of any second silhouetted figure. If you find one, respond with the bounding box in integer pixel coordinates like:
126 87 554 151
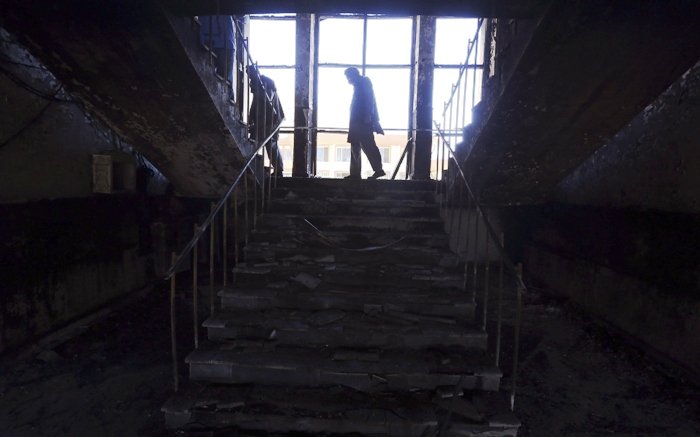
344 67 385 180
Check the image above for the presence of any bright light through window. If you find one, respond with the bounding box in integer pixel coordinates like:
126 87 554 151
317 67 354 128
435 18 478 65
366 18 412 65
248 19 296 65
319 18 363 64
365 68 410 130
255 67 295 128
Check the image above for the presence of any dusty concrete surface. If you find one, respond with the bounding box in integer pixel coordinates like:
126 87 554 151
1 284 699 436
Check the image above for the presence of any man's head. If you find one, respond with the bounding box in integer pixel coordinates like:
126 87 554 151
344 67 361 85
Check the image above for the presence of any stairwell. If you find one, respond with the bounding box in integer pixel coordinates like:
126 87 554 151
163 177 520 435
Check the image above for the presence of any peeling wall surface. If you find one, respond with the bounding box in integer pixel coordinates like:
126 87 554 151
0 198 152 353
507 204 700 374
556 61 700 213
512 62 700 374
463 1 700 204
3 0 249 198
0 32 157 353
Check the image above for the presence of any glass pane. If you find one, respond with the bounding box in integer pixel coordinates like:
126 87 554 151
319 18 364 65
433 67 483 128
317 67 355 129
366 18 413 65
248 19 296 65
435 18 478 65
365 68 410 131
256 67 295 128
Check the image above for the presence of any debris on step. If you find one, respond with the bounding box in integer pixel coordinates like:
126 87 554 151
291 272 322 289
308 309 346 326
438 397 484 422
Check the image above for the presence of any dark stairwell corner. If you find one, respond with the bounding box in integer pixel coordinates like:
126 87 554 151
2 0 700 436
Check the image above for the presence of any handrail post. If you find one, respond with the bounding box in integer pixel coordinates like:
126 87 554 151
472 209 480 303
192 225 199 350
463 192 473 295
511 263 524 411
495 232 504 367
481 227 490 331
253 167 258 229
209 203 215 317
234 186 239 267
244 172 250 246
170 252 179 392
223 198 228 291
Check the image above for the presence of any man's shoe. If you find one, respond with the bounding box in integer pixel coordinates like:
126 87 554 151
368 169 386 180
343 174 360 180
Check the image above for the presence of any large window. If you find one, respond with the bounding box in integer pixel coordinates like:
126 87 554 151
433 18 482 126
248 16 296 129
317 16 412 178
248 15 483 179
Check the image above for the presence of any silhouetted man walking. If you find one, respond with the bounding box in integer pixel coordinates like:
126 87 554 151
344 67 385 179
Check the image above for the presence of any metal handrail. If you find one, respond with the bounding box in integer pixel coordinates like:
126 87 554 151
165 13 285 392
164 121 282 280
434 122 524 412
431 16 524 413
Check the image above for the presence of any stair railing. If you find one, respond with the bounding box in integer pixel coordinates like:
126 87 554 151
432 18 525 412
163 15 283 392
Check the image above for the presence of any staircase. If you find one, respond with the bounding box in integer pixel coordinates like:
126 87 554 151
163 177 520 436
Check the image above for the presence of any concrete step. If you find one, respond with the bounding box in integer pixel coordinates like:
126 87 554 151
268 196 441 218
218 286 475 320
243 241 461 267
273 176 437 195
259 213 445 233
163 383 520 435
251 226 450 246
232 261 464 290
186 345 501 392
204 308 487 350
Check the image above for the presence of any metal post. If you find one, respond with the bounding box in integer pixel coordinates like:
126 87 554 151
234 187 239 266
192 225 199 349
170 252 179 392
244 172 250 246
223 198 228 290
495 232 504 367
472 208 480 303
209 203 216 317
261 143 266 211
253 168 258 229
463 192 473 294
481 228 490 331
511 263 524 411
456 182 465 254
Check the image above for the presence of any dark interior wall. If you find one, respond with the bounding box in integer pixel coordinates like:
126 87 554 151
0 198 153 353
556 61 700 212
505 62 700 375
0 30 161 353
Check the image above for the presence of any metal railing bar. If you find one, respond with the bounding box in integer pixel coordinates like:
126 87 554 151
433 123 527 291
192 224 199 349
164 120 282 279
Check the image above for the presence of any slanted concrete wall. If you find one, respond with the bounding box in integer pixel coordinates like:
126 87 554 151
0 31 162 353
509 62 700 375
556 61 700 212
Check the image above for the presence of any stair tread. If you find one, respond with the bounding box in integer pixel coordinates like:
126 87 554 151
263 212 444 222
219 286 473 305
163 383 520 435
187 344 499 375
204 309 483 334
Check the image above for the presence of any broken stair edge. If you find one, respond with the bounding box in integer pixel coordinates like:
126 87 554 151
162 383 520 435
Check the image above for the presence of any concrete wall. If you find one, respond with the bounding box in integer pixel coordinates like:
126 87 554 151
556 61 700 212
0 30 162 353
509 62 700 375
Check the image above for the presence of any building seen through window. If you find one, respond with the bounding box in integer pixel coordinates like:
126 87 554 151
248 15 481 179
